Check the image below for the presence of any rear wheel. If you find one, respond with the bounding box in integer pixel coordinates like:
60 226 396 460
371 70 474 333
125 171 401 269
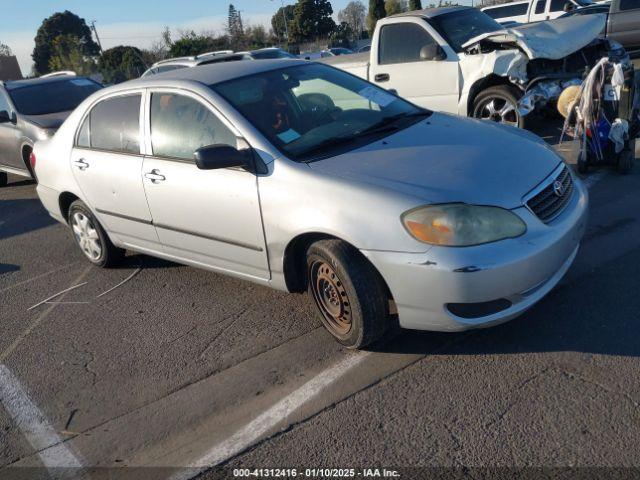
0 172 7 187
68 199 124 268
306 239 390 349
473 86 524 128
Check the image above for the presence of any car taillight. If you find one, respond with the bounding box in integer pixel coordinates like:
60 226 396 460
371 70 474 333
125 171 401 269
30 152 36 170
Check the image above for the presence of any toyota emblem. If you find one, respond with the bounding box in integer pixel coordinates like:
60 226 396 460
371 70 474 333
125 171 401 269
553 180 565 197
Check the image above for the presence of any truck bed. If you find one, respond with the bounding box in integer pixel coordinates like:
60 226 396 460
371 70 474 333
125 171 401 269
319 52 370 80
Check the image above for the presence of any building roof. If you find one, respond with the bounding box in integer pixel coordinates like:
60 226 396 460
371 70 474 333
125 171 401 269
0 56 23 81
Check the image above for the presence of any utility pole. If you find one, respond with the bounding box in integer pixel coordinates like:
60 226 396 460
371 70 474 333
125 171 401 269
90 20 103 53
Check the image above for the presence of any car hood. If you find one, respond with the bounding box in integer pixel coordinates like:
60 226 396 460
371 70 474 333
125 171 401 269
307 113 561 210
22 111 71 130
463 14 606 60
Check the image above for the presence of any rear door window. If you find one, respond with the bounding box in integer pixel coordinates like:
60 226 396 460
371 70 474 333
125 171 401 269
550 0 569 11
484 3 528 18
150 92 236 160
379 23 438 65
620 0 640 9
535 0 546 13
79 94 141 154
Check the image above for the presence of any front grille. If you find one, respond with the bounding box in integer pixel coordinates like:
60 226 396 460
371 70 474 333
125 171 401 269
526 166 574 223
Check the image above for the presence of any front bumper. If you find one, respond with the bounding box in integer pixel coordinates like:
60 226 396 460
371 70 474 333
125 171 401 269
363 175 589 332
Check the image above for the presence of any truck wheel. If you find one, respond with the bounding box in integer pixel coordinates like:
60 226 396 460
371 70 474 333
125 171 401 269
617 149 634 175
68 199 125 268
306 239 390 349
0 172 7 187
473 86 524 128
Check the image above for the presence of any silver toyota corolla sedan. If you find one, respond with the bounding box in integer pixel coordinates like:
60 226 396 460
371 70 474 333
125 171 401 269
33 59 588 349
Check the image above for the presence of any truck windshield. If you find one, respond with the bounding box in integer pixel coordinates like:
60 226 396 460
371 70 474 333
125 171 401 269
431 9 504 52
8 78 102 116
212 63 430 162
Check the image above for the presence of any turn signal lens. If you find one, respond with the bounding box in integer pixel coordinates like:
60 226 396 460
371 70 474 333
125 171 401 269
402 204 526 247
29 152 36 170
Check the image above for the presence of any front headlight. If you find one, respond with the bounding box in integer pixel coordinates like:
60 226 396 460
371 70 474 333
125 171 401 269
402 204 527 247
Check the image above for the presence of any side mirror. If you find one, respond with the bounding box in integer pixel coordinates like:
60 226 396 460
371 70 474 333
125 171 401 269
0 110 11 124
420 44 446 62
194 144 251 170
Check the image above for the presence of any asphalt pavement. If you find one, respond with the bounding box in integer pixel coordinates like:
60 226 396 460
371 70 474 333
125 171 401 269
1 120 640 480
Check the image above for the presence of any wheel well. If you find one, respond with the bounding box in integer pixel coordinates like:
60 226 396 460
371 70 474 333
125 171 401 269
21 144 33 172
282 233 395 305
467 75 522 116
58 192 79 223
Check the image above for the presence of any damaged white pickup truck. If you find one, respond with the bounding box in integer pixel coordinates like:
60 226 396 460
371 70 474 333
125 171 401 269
322 7 630 128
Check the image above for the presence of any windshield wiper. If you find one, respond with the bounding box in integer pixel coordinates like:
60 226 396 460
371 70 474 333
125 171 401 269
357 110 431 136
295 134 360 160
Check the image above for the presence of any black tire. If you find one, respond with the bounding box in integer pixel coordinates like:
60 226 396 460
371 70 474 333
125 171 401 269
472 85 526 129
68 199 124 268
617 148 634 175
0 171 7 187
306 239 390 349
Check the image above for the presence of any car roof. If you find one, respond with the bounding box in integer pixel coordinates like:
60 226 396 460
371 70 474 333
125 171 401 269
391 5 473 18
129 58 305 88
3 75 95 91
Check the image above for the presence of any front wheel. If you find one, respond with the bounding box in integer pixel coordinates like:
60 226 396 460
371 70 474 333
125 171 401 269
472 86 525 128
68 200 124 268
306 239 391 349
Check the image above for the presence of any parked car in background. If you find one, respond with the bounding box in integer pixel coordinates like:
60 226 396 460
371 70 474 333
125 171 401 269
559 0 640 52
0 73 102 186
322 7 628 128
325 48 355 56
33 60 588 348
481 0 595 23
141 51 240 77
357 45 372 53
237 47 298 60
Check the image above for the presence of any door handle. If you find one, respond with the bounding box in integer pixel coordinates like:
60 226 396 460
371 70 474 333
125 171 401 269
144 169 166 183
374 73 390 83
73 159 89 171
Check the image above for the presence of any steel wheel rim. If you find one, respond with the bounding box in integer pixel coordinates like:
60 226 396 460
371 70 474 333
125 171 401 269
309 261 352 336
477 97 519 126
72 212 102 261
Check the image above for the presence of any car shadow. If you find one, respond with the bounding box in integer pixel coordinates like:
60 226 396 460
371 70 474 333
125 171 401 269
116 253 180 270
0 199 57 240
369 245 640 359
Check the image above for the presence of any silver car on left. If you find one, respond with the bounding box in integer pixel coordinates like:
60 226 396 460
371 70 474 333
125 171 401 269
33 60 588 349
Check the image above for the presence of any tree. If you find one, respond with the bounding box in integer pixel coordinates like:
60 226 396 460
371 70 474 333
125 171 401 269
271 5 295 40
329 22 354 48
289 0 336 43
367 0 386 36
168 31 230 57
337 1 366 41
98 46 146 84
245 25 269 49
385 0 407 15
0 42 12 57
48 34 96 76
227 4 245 49
32 10 100 75
408 0 422 10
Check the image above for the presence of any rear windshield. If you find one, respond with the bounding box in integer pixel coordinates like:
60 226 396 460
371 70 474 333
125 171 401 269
8 78 102 116
432 9 505 52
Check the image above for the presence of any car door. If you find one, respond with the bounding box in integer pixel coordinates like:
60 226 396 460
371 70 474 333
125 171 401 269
609 0 640 48
141 89 269 280
0 90 23 172
71 90 160 251
368 19 459 114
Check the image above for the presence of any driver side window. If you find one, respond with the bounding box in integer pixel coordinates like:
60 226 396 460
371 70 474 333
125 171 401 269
379 23 438 65
150 93 236 160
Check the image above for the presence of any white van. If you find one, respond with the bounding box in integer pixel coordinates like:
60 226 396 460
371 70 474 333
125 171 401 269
481 0 595 24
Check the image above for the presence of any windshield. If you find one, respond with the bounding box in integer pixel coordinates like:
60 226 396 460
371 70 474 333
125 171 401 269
212 63 429 162
431 9 504 52
8 78 102 116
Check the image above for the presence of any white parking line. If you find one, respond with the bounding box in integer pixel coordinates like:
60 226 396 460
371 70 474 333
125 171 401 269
0 364 83 469
171 352 370 480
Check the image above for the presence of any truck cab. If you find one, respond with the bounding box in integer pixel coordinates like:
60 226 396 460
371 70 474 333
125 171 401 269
482 0 596 24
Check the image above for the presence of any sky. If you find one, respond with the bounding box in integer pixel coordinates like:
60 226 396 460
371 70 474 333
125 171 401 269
1 0 473 75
